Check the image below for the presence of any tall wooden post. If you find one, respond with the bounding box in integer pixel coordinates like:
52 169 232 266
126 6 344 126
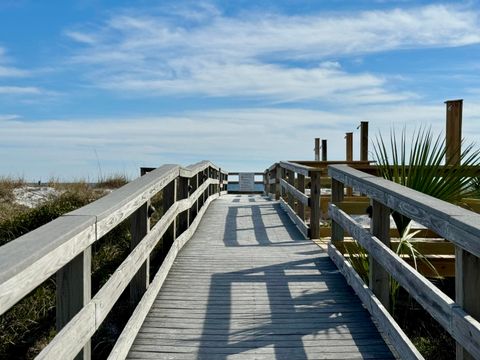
370 200 390 310
446 99 463 166
321 139 327 161
309 171 321 239
56 249 91 360
331 179 344 243
360 121 369 161
447 99 479 360
315 138 320 161
345 132 353 197
129 169 151 308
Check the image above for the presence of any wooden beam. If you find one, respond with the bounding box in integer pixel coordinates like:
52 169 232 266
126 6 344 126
310 172 321 239
360 121 368 161
56 248 92 360
346 132 353 197
280 178 309 206
162 179 177 255
275 165 281 200
279 198 309 239
331 179 344 242
129 201 149 307
445 99 463 166
286 170 295 211
176 176 189 237
370 199 390 310
297 174 306 221
321 139 327 161
315 137 320 161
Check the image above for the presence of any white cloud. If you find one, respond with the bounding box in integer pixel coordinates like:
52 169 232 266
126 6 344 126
0 46 30 78
63 4 480 103
64 31 98 45
2 102 480 180
0 86 42 95
0 114 19 121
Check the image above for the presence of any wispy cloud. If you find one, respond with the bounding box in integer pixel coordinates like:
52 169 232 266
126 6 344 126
0 114 20 121
3 101 480 179
0 46 30 78
0 86 42 95
64 4 480 103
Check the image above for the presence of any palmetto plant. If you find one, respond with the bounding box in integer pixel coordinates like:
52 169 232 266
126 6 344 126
373 127 480 235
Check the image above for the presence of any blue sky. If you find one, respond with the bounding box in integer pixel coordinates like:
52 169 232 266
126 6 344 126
1 0 480 180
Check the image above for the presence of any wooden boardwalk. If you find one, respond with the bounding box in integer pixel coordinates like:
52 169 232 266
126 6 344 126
127 195 395 360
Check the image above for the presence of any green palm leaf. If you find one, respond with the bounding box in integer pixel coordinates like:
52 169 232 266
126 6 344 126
373 127 480 235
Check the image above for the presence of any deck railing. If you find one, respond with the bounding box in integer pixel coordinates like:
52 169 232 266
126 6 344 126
263 160 372 239
328 164 480 360
0 160 227 359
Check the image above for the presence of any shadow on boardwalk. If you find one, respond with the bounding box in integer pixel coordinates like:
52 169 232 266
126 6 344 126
128 195 393 360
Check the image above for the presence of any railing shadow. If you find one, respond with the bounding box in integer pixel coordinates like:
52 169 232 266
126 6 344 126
193 195 394 359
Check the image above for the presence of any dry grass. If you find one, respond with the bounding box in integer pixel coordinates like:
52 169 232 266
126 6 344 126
0 175 133 359
96 174 129 189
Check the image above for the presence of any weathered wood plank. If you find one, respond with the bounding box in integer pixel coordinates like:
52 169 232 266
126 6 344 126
56 247 92 360
331 178 344 242
70 164 179 239
279 198 309 238
280 178 309 206
279 160 313 177
0 215 96 315
370 200 390 309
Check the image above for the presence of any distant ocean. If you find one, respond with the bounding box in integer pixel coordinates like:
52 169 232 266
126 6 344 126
227 183 264 192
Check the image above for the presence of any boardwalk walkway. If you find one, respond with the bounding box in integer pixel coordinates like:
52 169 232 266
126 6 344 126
127 195 395 360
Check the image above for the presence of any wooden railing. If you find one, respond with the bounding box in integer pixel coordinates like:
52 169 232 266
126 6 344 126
328 164 480 360
263 160 372 239
0 160 227 360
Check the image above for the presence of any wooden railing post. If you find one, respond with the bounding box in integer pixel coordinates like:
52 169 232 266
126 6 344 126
297 174 305 221
56 249 91 360
345 132 353 197
331 179 344 242
263 170 270 196
287 170 295 210
315 138 320 161
360 121 368 161
129 168 150 308
275 165 281 200
177 176 189 237
310 171 321 239
163 178 177 252
370 199 390 309
445 98 479 360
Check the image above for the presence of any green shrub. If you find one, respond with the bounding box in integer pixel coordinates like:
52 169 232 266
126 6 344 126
0 184 132 359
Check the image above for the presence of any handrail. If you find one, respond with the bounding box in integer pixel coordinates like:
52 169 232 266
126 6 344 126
329 164 480 257
0 160 226 359
328 164 480 359
264 160 374 239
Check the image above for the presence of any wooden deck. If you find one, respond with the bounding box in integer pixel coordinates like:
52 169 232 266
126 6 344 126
127 195 395 360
